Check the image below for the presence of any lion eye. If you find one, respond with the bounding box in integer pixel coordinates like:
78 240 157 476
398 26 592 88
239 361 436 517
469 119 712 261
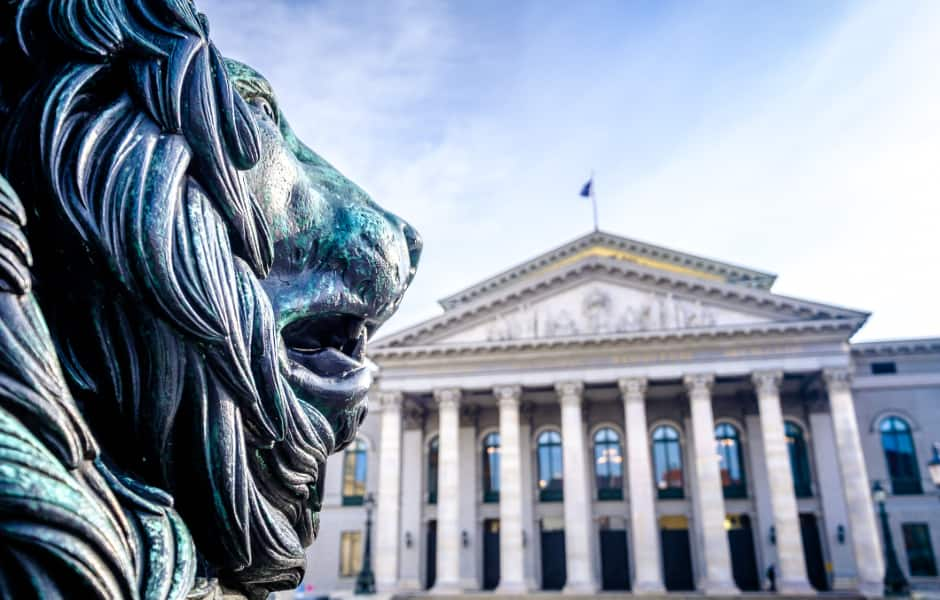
251 97 276 122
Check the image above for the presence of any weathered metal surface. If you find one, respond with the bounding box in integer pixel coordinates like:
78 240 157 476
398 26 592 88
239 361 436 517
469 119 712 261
0 2 420 599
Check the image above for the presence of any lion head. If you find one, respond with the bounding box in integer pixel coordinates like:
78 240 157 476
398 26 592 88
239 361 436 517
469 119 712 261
0 2 420 598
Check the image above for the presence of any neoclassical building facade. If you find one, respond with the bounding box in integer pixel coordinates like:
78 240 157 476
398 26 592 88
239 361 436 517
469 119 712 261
294 232 940 597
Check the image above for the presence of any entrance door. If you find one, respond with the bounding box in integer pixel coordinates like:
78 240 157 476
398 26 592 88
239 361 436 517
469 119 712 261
425 520 437 590
659 516 694 591
800 514 829 591
540 520 567 590
600 529 630 590
483 519 500 590
727 514 760 591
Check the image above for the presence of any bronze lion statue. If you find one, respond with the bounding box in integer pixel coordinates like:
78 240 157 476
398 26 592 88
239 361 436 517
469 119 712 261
0 1 421 598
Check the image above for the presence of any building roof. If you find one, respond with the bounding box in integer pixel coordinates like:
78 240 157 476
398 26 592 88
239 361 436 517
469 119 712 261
437 230 778 311
376 230 868 351
851 337 940 357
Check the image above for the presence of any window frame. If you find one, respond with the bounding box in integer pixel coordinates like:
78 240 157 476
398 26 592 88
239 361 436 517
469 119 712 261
651 424 684 499
785 420 813 498
339 530 363 577
537 430 564 502
593 427 624 501
482 431 501 503
902 523 938 577
715 422 747 499
341 437 368 506
880 416 922 495
427 435 439 505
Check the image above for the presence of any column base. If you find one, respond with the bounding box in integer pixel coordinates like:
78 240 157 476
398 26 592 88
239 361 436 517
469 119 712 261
858 580 885 598
632 580 667 595
397 577 423 591
375 580 399 595
429 580 463 595
562 581 598 595
494 580 530 594
700 580 740 596
778 578 817 596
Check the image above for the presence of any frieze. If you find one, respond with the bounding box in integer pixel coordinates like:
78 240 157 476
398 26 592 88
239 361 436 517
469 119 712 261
485 288 720 342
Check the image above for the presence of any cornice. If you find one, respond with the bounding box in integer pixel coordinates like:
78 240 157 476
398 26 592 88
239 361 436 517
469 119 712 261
371 317 862 361
375 255 868 349
438 230 777 310
850 337 940 357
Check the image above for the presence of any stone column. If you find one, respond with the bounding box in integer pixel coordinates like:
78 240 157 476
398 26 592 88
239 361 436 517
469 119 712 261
752 371 814 595
432 387 463 593
398 409 425 591
684 373 738 595
494 385 528 593
556 381 598 594
375 391 403 592
619 377 665 594
810 412 856 589
824 368 884 597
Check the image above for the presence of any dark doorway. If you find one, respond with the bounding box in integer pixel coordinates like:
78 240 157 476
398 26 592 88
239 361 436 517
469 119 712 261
600 529 630 590
483 519 500 590
425 520 437 590
727 514 760 591
800 514 829 591
540 521 566 590
660 516 694 591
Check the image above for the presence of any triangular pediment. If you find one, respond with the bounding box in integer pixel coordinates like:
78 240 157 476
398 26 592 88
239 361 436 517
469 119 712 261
438 230 777 311
376 250 868 349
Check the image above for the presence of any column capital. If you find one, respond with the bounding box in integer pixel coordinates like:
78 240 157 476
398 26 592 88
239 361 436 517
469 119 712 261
823 367 852 393
683 372 715 394
554 380 584 405
433 387 462 409
751 370 783 396
376 390 404 409
493 385 522 408
618 376 647 399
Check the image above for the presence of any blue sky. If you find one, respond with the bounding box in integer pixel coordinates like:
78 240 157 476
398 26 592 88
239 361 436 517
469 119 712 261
202 0 940 341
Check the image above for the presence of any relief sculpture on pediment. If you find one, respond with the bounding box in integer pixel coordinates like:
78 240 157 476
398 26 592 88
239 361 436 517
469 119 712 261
485 287 720 342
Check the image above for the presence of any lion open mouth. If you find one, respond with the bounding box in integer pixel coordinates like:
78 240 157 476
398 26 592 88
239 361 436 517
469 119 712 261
281 312 370 371
281 312 373 465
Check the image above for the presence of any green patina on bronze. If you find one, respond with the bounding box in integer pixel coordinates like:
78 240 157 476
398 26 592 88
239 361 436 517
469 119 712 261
0 2 420 599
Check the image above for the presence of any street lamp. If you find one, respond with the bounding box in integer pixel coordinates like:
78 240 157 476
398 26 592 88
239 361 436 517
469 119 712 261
927 443 940 493
872 481 909 596
355 493 376 595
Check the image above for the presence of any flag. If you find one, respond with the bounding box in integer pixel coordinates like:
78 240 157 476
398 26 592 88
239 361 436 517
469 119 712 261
580 178 593 198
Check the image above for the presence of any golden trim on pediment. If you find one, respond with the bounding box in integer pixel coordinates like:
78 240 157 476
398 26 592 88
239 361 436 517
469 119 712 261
535 245 724 282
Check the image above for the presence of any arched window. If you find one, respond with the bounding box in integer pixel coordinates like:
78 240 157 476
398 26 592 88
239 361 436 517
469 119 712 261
715 423 746 498
880 417 922 494
482 432 500 503
342 437 368 505
652 425 683 499
537 430 564 502
594 428 623 500
427 436 439 504
785 421 812 497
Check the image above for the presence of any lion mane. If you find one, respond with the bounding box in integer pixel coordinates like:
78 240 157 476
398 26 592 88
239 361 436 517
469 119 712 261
0 1 360 598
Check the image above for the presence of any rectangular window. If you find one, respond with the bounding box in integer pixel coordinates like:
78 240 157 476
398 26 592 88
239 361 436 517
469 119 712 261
871 361 897 375
902 523 938 576
339 531 363 577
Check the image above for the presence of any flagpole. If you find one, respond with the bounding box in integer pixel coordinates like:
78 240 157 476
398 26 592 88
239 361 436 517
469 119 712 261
590 170 598 232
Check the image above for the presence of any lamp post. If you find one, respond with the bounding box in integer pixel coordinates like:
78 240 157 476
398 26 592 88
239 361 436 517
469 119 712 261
872 481 909 596
928 443 940 495
355 493 376 594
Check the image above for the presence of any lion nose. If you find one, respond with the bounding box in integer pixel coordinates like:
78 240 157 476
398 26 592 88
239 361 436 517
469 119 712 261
396 218 421 286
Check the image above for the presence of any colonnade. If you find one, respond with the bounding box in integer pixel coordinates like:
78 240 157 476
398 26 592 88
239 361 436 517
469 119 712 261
374 367 884 595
